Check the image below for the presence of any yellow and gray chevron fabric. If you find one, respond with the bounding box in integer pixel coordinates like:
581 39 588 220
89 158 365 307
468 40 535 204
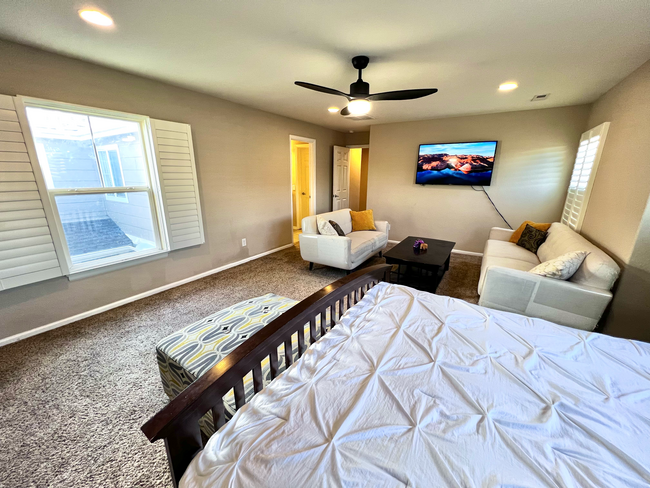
156 293 328 437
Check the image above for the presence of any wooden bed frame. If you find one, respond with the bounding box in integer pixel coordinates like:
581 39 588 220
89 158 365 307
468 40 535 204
141 264 392 487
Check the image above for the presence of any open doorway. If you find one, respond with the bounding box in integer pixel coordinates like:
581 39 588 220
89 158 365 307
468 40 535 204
348 146 369 211
290 136 316 247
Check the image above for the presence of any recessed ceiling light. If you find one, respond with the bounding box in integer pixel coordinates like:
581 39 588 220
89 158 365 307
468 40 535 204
79 9 114 27
499 82 518 91
328 107 339 113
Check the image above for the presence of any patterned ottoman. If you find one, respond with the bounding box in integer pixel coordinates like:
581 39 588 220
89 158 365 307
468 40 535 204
156 294 326 437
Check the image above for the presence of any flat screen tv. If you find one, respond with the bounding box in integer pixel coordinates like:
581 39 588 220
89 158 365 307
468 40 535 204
416 140 498 186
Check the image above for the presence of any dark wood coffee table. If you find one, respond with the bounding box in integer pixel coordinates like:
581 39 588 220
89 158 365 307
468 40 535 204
383 236 455 292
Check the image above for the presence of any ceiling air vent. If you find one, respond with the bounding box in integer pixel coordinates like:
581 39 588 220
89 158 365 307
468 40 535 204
531 93 550 102
347 115 374 121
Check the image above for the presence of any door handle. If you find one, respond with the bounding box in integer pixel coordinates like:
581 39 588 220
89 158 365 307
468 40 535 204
333 194 339 198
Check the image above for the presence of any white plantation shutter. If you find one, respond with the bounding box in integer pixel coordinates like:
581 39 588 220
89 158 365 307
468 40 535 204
561 122 609 232
150 119 205 250
0 95 63 290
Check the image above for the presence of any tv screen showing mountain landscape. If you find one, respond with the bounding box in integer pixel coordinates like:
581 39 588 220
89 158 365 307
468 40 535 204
416 141 497 186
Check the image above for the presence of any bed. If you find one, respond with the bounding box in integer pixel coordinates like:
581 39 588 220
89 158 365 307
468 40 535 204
142 265 650 487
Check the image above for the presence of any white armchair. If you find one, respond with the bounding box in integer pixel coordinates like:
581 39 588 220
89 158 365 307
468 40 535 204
299 209 390 271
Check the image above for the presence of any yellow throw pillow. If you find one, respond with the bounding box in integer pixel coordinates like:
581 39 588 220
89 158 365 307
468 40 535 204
350 209 376 232
509 221 552 243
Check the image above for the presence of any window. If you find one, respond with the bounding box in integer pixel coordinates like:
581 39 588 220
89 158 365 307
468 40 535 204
0 92 204 290
24 103 164 272
561 122 609 232
97 145 128 202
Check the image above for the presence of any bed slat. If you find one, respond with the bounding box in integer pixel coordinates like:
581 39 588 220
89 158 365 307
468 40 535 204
284 338 293 367
234 380 245 410
320 307 328 336
252 364 263 393
309 317 317 345
211 402 225 430
269 349 279 379
297 327 306 357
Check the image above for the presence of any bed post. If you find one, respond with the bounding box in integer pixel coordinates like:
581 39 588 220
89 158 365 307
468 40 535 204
163 421 203 488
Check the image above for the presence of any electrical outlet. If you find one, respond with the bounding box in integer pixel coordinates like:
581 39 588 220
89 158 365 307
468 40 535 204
242 238 247 247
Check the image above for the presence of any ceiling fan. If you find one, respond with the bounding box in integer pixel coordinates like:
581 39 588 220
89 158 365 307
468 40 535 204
295 55 438 117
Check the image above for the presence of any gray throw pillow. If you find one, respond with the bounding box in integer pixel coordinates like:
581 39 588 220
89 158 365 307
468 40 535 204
329 220 345 236
516 224 548 253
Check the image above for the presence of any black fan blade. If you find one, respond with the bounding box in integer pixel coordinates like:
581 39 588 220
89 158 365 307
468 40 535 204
367 88 438 101
340 106 350 116
295 82 350 99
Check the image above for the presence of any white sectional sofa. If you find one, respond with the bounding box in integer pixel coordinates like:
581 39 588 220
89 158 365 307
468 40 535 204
478 223 620 331
299 209 390 271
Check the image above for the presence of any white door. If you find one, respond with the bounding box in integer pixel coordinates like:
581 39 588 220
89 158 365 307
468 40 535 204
332 146 350 210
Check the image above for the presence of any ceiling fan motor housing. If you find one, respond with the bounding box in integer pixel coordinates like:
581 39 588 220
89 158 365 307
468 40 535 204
350 80 370 98
350 56 370 98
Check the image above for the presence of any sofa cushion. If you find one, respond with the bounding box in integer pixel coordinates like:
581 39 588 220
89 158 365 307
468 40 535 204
478 256 538 295
348 232 374 261
537 223 620 290
484 239 540 265
348 230 387 253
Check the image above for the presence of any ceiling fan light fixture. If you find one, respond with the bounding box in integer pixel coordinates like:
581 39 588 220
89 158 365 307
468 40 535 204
347 99 371 115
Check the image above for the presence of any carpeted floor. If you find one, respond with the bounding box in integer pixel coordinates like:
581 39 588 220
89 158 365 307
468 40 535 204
0 245 481 488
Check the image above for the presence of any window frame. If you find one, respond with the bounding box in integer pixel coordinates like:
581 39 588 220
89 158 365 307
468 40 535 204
561 122 610 232
15 96 169 275
96 144 129 203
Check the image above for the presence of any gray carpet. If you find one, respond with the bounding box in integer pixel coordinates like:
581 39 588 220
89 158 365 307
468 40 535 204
0 245 480 488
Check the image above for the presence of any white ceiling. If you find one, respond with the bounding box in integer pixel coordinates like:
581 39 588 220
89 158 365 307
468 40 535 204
1 0 649 132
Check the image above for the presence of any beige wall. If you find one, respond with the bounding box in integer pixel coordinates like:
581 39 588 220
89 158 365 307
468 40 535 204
0 40 345 341
581 60 650 263
586 59 650 341
345 131 370 146
367 105 591 252
602 197 650 342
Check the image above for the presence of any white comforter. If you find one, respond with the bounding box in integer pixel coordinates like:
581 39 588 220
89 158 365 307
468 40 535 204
181 283 650 487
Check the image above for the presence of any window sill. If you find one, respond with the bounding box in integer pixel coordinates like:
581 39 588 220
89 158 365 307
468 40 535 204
67 250 169 281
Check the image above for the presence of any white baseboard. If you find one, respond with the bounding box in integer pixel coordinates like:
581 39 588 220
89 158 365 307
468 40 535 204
451 249 484 257
0 243 295 348
387 240 483 257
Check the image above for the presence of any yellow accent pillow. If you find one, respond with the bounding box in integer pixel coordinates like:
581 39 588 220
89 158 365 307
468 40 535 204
509 221 552 243
350 209 376 232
